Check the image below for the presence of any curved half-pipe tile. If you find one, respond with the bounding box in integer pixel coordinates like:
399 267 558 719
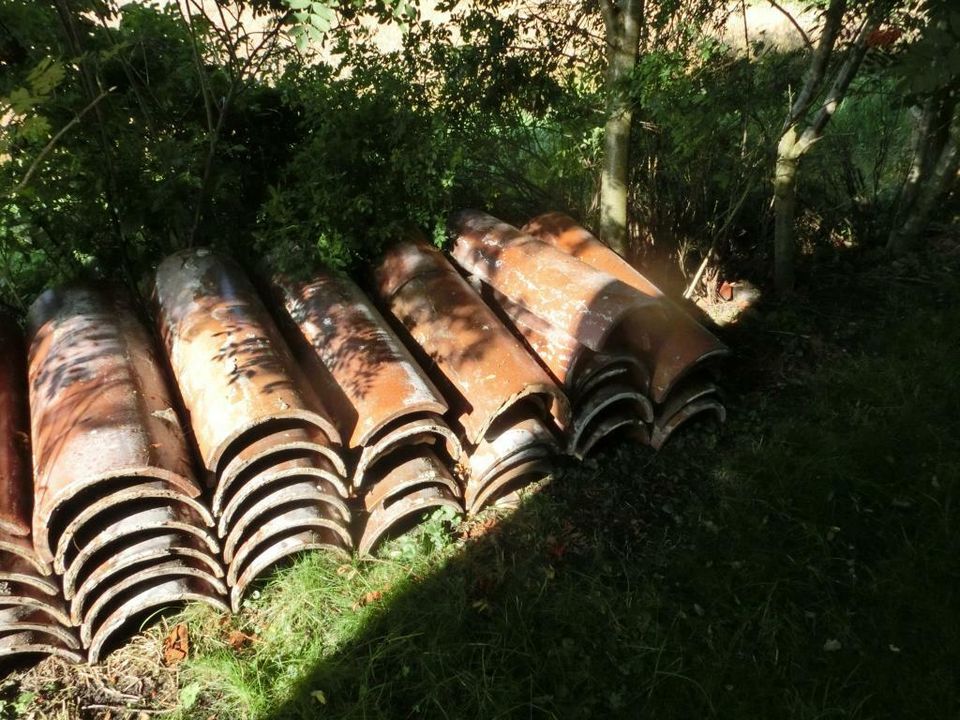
272 271 450 448
27 286 201 563
227 505 351 587
523 213 730 403
373 237 569 444
358 484 462 557
61 506 219 599
152 249 342 478
0 313 31 538
54 486 214 575
86 577 229 663
353 414 463 490
450 210 662 353
79 560 227 647
69 533 224 624
222 480 350 564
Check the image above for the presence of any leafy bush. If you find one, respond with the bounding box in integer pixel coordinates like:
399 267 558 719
253 61 463 272
0 0 946 310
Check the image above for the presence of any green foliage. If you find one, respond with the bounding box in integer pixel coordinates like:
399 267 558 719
254 61 464 272
0 0 291 305
0 57 65 148
0 0 586 306
386 506 462 562
0 0 956 307
801 74 912 242
895 0 960 96
283 0 417 49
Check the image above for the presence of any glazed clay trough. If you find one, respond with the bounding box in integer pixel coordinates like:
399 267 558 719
153 250 351 609
0 311 80 664
373 237 569 512
25 287 225 662
272 269 465 553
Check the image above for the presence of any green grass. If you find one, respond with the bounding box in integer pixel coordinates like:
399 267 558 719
173 255 960 719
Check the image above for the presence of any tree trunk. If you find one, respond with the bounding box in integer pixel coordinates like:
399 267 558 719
888 115 959 254
781 0 847 133
600 101 632 256
890 91 957 247
773 132 800 293
599 0 643 257
772 12 879 294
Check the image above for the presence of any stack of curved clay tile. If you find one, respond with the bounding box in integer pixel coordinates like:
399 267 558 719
271 271 464 554
523 213 729 449
152 250 351 610
449 210 728 456
0 312 81 664
372 237 570 513
25 288 226 664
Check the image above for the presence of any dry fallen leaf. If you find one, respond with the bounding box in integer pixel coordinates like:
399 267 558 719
163 623 189 666
226 629 256 652
361 590 383 605
353 589 388 610
461 516 499 541
545 534 567 560
151 407 178 424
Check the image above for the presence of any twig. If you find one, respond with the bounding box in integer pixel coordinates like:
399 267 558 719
82 705 172 715
740 0 750 55
186 14 288 246
764 329 811 339
766 0 813 51
13 86 116 193
177 1 215 134
683 253 713 301
683 181 753 299
90 6 156 131
882 275 938 286
780 0 846 133
52 0 132 284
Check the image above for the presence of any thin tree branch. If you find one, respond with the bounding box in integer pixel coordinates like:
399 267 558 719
52 0 130 278
90 5 156 133
176 1 215 134
741 0 751 55
521 3 606 45
599 0 617 39
13 86 116 193
796 13 880 153
186 11 288 246
684 181 753 298
782 0 846 133
766 0 813 51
